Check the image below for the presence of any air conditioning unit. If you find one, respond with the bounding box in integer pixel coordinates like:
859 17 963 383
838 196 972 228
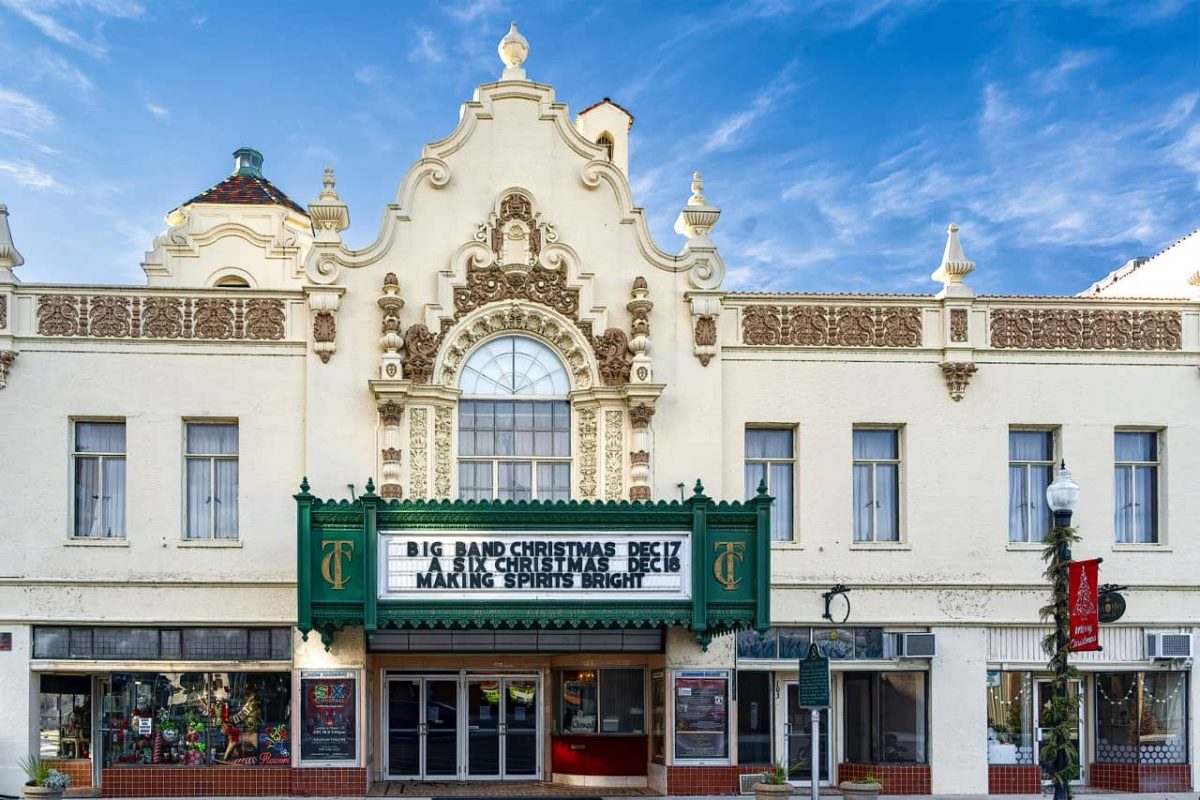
739 773 767 794
1146 632 1193 660
897 632 936 658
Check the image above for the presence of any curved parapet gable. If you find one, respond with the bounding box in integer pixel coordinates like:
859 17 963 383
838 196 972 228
303 79 723 291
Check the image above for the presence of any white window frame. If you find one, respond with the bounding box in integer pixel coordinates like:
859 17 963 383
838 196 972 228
1114 428 1162 545
458 400 572 501
183 420 239 541
1008 427 1058 544
852 426 903 543
744 425 796 542
70 418 126 539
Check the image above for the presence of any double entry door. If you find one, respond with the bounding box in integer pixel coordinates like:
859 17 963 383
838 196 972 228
386 673 540 780
784 682 831 785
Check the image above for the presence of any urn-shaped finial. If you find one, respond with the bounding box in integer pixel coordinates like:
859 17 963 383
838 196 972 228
498 22 529 79
932 222 975 285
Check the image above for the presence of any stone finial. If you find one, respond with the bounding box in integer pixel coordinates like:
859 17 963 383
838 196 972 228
932 223 975 285
0 205 25 271
498 22 529 80
674 172 721 240
308 166 349 242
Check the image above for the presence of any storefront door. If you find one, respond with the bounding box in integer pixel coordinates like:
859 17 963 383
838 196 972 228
785 682 830 785
385 676 459 780
1034 678 1084 785
466 676 540 780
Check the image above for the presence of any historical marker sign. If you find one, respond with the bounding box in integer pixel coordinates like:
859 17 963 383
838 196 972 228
798 643 830 708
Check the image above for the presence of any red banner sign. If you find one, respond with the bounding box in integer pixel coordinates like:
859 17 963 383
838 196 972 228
1068 559 1101 652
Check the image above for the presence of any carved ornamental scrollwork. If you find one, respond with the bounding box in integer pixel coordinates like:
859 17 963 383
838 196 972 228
741 304 922 348
604 410 624 501
989 308 1182 351
312 312 336 361
402 324 440 383
939 361 977 402
950 308 968 342
0 350 15 389
578 407 598 499
453 264 579 321
434 406 453 498
475 190 557 267
35 294 286 341
409 408 429 500
593 328 632 386
694 315 717 366
0 295 7 329
440 306 593 389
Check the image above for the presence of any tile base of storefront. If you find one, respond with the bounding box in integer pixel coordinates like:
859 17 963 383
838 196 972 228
837 763 931 795
987 764 1042 794
46 759 94 790
1089 762 1191 793
665 765 767 795
99 767 367 797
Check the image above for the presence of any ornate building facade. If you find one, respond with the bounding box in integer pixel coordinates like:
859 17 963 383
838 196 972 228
1 24 1198 798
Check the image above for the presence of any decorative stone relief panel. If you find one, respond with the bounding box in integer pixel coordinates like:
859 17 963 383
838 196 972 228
989 308 1182 350
604 409 624 501
693 315 717 366
939 361 977 402
577 407 598 499
454 264 579 321
312 311 336 362
409 408 429 500
0 295 6 329
950 308 968 342
741 305 922 348
434 406 453 498
35 295 287 341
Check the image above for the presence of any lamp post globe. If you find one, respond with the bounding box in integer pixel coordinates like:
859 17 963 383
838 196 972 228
1046 461 1080 528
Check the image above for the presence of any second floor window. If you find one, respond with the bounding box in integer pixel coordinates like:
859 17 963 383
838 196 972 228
458 336 571 502
73 421 126 538
853 428 900 542
1115 431 1159 544
744 428 793 541
1008 430 1054 542
185 422 239 539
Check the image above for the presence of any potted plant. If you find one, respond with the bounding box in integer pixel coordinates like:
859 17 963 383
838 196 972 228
753 761 795 800
839 772 882 800
18 755 72 800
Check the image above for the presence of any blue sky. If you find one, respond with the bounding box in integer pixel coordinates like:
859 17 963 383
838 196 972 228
0 0 1197 295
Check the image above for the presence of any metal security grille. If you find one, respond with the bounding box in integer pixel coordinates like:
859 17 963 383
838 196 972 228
32 626 292 661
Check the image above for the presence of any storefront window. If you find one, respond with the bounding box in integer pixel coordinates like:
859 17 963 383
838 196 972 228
674 671 729 762
40 675 92 759
559 669 645 734
1096 672 1188 764
736 627 891 661
102 672 290 767
844 671 927 763
651 672 665 763
736 671 772 765
986 671 1034 765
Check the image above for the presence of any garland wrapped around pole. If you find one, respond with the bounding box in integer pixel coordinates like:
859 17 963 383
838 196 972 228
1040 519 1081 799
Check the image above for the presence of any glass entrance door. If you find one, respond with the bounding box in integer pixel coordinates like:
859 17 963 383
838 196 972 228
385 677 460 780
503 679 539 777
785 683 830 784
467 679 502 778
1034 679 1083 785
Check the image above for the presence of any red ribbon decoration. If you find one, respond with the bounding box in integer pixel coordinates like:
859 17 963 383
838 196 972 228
1068 558 1101 652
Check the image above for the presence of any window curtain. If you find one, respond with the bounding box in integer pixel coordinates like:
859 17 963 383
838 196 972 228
186 424 238 540
744 430 793 540
1008 465 1028 542
1133 467 1156 543
214 460 238 539
74 423 126 538
853 431 898 542
853 464 873 541
1114 465 1132 544
1009 432 1052 543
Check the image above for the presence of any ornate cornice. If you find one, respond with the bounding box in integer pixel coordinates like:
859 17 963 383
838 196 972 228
34 294 287 341
989 308 1182 351
741 304 922 348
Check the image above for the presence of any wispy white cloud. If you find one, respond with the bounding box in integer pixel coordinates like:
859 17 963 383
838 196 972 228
354 65 387 86
411 26 446 64
145 100 169 120
703 63 798 153
1031 49 1104 94
30 48 94 93
0 159 68 191
189 13 206 28
445 0 503 24
0 0 144 58
0 87 56 129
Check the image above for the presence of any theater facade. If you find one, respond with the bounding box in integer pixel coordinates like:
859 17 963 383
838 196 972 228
2 23 1199 799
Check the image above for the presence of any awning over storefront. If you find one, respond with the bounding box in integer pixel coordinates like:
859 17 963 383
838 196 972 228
295 479 771 648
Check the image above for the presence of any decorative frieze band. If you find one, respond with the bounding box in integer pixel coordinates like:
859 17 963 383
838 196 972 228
35 295 287 341
741 305 922 348
989 308 1182 351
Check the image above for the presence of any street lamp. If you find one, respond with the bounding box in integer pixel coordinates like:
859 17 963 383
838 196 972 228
1045 462 1080 800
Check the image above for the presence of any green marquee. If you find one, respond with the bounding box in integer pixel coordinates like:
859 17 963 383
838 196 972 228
296 479 772 648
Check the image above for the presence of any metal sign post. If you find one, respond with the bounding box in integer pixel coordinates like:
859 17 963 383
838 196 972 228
798 644 830 800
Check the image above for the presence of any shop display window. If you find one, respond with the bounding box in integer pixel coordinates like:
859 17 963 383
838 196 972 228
986 671 1034 765
736 627 889 661
1096 671 1188 764
558 668 645 734
673 672 729 762
844 671 927 764
40 675 92 759
101 672 290 767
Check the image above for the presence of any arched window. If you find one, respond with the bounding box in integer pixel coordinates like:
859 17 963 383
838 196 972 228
214 275 250 288
597 132 614 161
458 336 571 502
